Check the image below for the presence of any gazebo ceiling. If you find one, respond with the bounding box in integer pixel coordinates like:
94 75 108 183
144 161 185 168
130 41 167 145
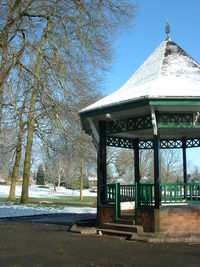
79 38 200 140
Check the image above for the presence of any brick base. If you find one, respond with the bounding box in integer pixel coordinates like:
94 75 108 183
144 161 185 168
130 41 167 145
97 205 115 226
136 207 155 232
136 204 200 234
98 204 200 234
160 205 200 234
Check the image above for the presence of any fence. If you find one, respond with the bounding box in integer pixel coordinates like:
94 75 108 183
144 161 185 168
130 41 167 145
104 182 200 219
161 183 200 204
105 183 135 219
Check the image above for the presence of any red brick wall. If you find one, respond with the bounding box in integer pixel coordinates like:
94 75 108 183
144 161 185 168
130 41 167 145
136 207 155 232
97 205 115 226
98 204 200 234
160 205 200 234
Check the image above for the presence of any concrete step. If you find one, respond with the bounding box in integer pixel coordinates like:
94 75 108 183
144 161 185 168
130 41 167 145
116 218 135 225
103 222 143 234
97 228 134 239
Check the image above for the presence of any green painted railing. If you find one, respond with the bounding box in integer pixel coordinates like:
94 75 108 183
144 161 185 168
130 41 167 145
105 183 135 220
161 183 200 204
105 183 135 203
139 182 200 205
120 184 135 202
105 183 116 203
104 182 200 220
139 183 154 206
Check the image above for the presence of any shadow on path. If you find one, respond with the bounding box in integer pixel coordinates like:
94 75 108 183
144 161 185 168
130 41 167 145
0 212 96 229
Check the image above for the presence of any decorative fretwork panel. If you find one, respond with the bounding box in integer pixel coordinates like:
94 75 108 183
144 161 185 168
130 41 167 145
106 136 134 149
139 140 153 149
106 115 152 134
160 139 182 149
126 115 152 131
186 138 200 148
106 136 200 149
158 113 200 128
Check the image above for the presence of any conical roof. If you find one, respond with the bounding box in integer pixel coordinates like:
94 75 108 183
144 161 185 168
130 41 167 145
80 39 200 116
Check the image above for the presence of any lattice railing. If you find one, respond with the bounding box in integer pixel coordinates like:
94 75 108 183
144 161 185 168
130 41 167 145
105 115 152 134
106 136 200 149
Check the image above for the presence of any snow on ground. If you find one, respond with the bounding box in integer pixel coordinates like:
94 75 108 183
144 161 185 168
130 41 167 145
0 185 97 218
0 184 97 198
0 202 96 218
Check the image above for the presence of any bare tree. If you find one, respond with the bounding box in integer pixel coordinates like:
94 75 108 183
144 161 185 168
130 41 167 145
161 149 182 183
0 0 33 128
0 0 135 203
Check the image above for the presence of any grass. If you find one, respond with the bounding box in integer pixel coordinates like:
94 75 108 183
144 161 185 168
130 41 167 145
0 196 97 207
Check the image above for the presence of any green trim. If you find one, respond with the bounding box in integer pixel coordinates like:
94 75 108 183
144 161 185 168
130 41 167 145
80 98 200 120
158 113 200 129
159 124 200 128
135 183 138 224
150 99 200 106
115 183 120 221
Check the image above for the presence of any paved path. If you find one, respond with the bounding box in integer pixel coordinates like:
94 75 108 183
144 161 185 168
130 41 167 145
0 219 200 267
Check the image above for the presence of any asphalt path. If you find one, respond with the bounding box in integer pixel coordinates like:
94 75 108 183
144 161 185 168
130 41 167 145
0 215 200 267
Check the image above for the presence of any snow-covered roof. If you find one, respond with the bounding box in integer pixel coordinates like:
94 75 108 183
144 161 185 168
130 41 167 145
80 39 200 115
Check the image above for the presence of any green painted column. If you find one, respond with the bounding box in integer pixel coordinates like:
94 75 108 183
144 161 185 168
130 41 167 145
182 138 187 183
182 137 187 199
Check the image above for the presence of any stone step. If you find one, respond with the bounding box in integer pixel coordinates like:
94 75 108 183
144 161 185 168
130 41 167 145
116 218 135 225
97 228 134 239
102 223 144 235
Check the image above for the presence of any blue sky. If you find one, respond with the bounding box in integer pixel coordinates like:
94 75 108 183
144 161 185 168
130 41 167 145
105 0 200 95
105 0 200 171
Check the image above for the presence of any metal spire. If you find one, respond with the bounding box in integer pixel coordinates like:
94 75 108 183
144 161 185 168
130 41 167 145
165 20 170 40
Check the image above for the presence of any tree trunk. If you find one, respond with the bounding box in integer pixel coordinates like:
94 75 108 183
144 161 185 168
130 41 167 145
21 89 37 203
8 124 24 200
80 158 84 201
8 68 27 201
21 18 51 203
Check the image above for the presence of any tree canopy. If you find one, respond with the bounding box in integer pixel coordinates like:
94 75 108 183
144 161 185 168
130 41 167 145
0 0 135 202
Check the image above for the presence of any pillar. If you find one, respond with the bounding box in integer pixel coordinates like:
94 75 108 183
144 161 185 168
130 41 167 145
182 138 187 199
97 121 107 207
133 138 140 183
153 134 161 209
182 138 187 184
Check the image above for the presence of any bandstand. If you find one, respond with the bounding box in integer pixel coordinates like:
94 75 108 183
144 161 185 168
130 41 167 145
79 28 200 233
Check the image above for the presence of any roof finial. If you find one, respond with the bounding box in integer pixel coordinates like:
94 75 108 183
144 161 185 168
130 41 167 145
165 19 170 40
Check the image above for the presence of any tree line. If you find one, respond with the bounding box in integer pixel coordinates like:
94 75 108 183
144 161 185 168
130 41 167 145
0 0 135 202
107 147 200 184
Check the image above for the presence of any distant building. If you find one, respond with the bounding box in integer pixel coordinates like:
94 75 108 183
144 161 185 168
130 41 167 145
88 177 97 190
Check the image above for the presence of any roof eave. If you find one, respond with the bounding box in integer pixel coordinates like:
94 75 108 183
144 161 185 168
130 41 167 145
79 97 150 119
79 96 200 120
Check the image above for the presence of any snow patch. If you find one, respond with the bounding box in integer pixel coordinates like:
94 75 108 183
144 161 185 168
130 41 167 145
0 185 97 198
0 202 96 218
0 185 97 218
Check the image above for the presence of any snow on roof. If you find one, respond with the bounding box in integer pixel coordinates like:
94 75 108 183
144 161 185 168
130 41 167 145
80 39 200 114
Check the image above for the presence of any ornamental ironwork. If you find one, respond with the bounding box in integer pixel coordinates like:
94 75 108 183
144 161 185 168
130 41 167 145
158 113 200 128
106 136 134 149
105 115 152 135
160 139 182 149
106 136 200 149
139 140 153 149
186 138 200 148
